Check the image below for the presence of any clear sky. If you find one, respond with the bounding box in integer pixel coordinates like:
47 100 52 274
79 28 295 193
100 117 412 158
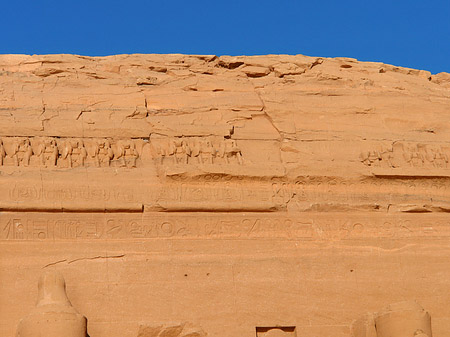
1 0 449 74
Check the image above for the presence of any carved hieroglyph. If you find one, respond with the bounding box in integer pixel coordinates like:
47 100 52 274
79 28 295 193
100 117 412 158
1 54 450 337
16 271 87 337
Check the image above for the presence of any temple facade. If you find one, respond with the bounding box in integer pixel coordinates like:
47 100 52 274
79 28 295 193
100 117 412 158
1 53 450 337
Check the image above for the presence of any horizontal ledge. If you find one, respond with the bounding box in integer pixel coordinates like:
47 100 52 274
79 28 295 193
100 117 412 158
0 205 144 213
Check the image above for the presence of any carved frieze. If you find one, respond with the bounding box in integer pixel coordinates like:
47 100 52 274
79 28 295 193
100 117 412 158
0 137 143 168
360 142 450 169
149 136 243 166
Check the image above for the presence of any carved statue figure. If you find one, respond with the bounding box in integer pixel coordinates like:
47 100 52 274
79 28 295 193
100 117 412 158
70 138 87 167
182 139 191 164
215 138 226 164
379 149 394 168
166 139 176 164
200 139 214 164
31 137 47 166
113 139 138 168
189 138 201 164
159 139 176 164
98 139 114 167
113 139 127 167
19 138 33 167
123 139 139 168
16 271 88 337
225 139 243 165
47 138 59 167
432 147 444 167
359 151 371 166
173 138 190 164
60 138 74 168
85 138 100 167
408 144 425 167
3 137 21 166
367 150 381 166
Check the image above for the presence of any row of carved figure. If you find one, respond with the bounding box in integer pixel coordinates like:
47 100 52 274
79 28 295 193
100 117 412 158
150 137 243 165
360 142 450 168
0 136 245 169
17 271 432 337
0 137 140 168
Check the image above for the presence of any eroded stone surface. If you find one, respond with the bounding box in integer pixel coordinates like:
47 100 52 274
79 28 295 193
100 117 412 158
136 323 206 337
1 54 450 337
16 271 87 337
353 301 432 337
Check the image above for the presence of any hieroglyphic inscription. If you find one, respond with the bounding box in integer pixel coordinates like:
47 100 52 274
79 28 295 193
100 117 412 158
153 178 450 209
3 177 450 212
1 213 449 241
157 181 272 203
9 184 141 203
8 183 142 204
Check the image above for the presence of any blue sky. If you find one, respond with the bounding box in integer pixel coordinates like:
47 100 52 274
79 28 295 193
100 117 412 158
1 0 449 74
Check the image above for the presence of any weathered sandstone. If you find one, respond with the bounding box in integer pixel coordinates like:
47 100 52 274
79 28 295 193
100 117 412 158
1 53 450 337
16 271 87 337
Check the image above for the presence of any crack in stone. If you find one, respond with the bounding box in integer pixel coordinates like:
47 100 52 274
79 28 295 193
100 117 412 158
43 254 125 268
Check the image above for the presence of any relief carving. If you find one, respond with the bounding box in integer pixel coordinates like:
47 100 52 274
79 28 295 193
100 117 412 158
360 142 450 169
1 137 33 167
0 136 142 168
150 136 243 166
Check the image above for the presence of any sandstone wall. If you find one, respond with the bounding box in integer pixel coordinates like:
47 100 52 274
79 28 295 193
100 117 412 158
1 53 450 337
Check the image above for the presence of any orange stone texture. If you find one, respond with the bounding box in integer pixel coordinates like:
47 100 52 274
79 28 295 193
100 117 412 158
1 53 450 337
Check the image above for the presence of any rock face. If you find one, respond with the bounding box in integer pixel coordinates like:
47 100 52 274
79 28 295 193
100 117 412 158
16 271 87 337
1 53 450 337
